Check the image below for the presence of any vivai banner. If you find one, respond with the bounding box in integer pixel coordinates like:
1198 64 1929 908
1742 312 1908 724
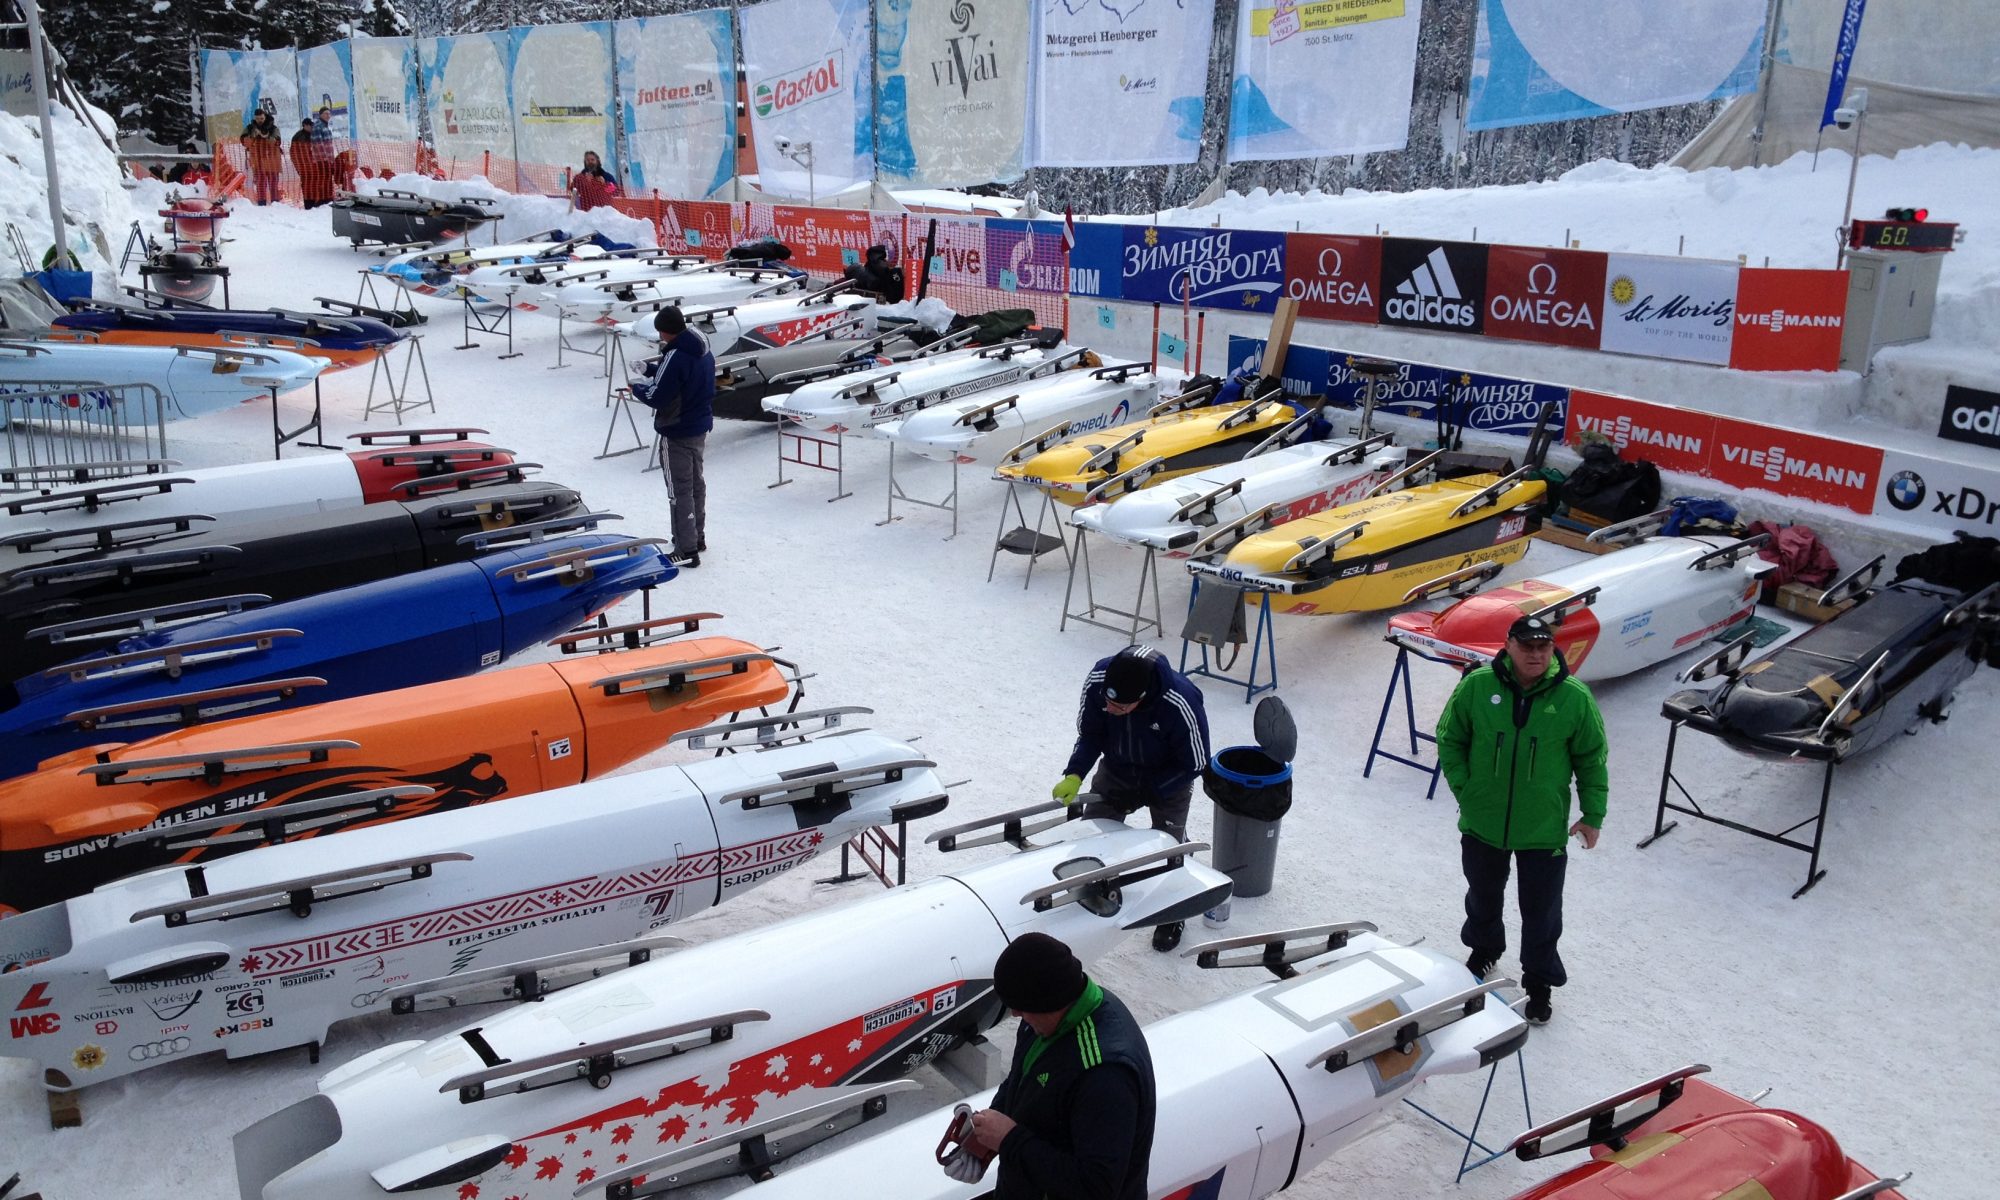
742 0 876 198
1227 336 1571 437
615 11 737 198
1031 0 1216 168
875 0 1029 188
1122 226 1285 313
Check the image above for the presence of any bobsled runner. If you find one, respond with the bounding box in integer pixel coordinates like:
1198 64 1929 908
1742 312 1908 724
763 335 1065 435
0 711 938 1098
639 284 876 356
368 231 591 298
234 815 1230 1200
0 338 329 425
0 629 794 914
1503 1064 1908 1200
1390 516 1773 681
553 263 809 328
664 920 1526 1199
330 189 497 247
53 299 405 370
1 479 589 679
875 355 1160 466
712 323 948 423
0 532 674 774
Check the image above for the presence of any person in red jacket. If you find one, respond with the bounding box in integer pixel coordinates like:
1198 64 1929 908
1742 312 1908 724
569 150 619 212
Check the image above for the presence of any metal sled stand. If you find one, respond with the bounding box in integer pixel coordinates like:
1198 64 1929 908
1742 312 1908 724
876 442 963 539
553 310 614 374
1641 720 1838 898
1061 528 1164 641
1403 1042 1535 1182
360 334 435 424
987 480 1073 588
1363 638 1458 798
1178 578 1279 703
454 291 520 360
770 415 852 502
351 268 425 328
598 334 654 462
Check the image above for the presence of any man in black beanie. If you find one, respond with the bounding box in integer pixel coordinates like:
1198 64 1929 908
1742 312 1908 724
940 932 1155 1198
632 305 714 567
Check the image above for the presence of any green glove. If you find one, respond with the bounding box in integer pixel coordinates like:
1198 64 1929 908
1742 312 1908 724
1052 774 1082 805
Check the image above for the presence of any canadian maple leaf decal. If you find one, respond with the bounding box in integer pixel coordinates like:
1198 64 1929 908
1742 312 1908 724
534 1157 563 1181
503 1145 529 1169
563 1133 577 1145
457 1184 479 1200
725 1096 758 1125
657 1114 689 1143
611 1124 634 1145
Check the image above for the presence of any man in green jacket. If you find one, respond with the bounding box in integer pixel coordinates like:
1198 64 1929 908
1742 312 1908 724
1436 613 1608 1025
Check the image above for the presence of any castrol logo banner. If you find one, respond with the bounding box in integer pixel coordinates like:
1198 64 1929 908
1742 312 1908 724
1484 245 1606 349
740 0 875 196
1727 267 1847 372
1283 233 1379 324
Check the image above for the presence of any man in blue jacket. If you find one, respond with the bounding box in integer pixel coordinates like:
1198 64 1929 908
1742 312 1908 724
635 306 715 566
1054 646 1209 950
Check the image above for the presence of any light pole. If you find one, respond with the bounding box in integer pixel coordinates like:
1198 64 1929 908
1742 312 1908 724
20 0 68 268
1834 87 1869 266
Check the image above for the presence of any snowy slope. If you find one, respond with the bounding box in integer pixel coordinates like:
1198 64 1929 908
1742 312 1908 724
3 146 1997 1199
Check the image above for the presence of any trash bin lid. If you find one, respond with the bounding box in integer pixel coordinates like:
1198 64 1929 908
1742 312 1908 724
1252 695 1296 763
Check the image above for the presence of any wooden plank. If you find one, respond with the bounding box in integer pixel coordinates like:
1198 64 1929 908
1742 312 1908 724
1258 297 1299 378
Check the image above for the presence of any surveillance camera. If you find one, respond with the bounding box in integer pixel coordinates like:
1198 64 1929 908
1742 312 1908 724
773 135 794 154
1832 107 1858 130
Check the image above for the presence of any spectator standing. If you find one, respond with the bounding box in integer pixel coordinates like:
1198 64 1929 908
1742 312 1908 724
570 150 619 212
633 306 714 567
241 110 284 206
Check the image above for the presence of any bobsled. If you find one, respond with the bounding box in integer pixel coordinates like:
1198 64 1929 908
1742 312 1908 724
552 263 809 327
330 189 497 247
368 231 589 298
763 335 1064 434
1503 1065 1908 1200
1390 519 1773 681
161 194 230 244
1070 432 1403 558
53 300 405 370
0 712 938 1098
687 922 1527 1199
463 250 707 310
234 816 1230 1200
712 323 938 423
0 338 329 425
143 243 222 304
1 479 589 679
0 631 793 914
876 356 1160 466
639 284 877 355
0 532 674 775
0 428 516 540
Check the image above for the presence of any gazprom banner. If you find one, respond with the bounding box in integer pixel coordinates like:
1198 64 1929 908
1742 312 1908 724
742 0 875 198
202 49 300 145
615 11 736 198
983 219 1070 296
1032 0 1214 168
1468 0 1764 130
351 36 419 148
1121 225 1284 313
297 42 353 140
419 32 513 175
509 22 618 186
1229 0 1423 162
875 0 1028 187
1227 336 1571 437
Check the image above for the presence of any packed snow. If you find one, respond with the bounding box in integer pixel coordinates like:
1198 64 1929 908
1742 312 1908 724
3 140 1997 1199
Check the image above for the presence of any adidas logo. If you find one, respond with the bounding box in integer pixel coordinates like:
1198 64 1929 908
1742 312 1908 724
1385 247 1477 327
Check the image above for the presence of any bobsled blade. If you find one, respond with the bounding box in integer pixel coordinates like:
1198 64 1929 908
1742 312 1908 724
551 611 725 655
670 705 871 752
1506 1063 1710 1161
129 851 474 928
924 797 1078 852
1306 977 1517 1074
79 735 357 786
46 626 302 686
110 784 432 851
384 932 690 1014
1183 920 1381 976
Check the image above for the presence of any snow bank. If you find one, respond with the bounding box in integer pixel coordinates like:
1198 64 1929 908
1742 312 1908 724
355 174 658 250
0 103 135 294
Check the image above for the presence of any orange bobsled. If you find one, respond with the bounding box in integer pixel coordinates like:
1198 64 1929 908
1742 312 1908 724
0 628 794 916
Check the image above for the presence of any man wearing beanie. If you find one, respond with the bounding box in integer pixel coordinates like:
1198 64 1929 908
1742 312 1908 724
1053 646 1210 951
943 932 1155 1197
633 305 714 568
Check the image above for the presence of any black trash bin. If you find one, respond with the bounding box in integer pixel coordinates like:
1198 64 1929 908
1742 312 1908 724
1202 696 1297 900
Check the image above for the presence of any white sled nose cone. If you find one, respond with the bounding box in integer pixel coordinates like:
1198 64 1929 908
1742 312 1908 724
235 1094 344 1199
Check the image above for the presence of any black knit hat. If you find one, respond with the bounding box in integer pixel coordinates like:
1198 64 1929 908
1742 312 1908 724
993 932 1087 1013
1103 653 1154 704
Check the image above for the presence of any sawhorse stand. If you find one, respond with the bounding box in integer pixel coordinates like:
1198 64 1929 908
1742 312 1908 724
816 818 916 889
987 482 1073 588
601 388 653 462
353 270 424 328
1061 530 1164 641
877 444 962 539
554 311 614 375
1403 1045 1533 1182
1640 720 1835 898
456 292 520 360
1179 579 1279 703
269 380 336 460
771 417 851 502
363 334 435 424
1363 640 1463 798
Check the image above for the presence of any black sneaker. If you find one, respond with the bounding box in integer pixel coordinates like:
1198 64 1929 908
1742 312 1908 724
1151 921 1184 953
1465 951 1498 981
1525 983 1553 1025
697 538 707 553
669 551 700 569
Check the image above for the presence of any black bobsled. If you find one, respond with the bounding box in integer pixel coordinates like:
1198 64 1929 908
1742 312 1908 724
711 323 945 423
331 189 499 247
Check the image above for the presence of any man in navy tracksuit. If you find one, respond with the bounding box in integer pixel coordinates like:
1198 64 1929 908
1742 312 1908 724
1054 646 1209 950
635 306 715 566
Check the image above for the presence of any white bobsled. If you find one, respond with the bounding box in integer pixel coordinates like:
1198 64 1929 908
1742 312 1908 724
762 338 1066 435
0 711 942 1095
234 817 1230 1200
667 923 1528 1200
0 339 329 425
1070 432 1407 557
620 288 878 355
1388 516 1775 682
553 265 808 327
459 249 708 310
875 359 1160 466
368 233 589 298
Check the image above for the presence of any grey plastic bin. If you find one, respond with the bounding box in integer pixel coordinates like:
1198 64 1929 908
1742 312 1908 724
1201 696 1297 898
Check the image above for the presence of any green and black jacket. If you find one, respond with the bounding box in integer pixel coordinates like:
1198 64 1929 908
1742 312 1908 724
991 979 1156 1200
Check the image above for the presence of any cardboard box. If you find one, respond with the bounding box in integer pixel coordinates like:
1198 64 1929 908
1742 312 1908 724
1773 581 1856 624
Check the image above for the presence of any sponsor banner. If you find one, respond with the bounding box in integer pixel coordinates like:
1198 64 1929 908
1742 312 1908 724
1707 416 1882 513
1468 0 1764 131
351 36 420 147
1067 220 1124 299
1878 448 2000 537
983 219 1069 295
1228 336 1568 436
1121 225 1285 312
1598 252 1737 366
741 0 876 198
297 42 354 141
202 49 301 148
1821 0 1868 129
924 215 988 286
0 50 32 118
615 11 737 198
875 0 1029 187
743 203 875 276
1032 0 1215 167
658 200 736 256
1483 245 1605 349
509 22 618 189
1283 233 1380 325
1564 390 1713 477
1230 0 1423 162
1727 267 1847 371
1379 238 1488 336
1938 384 2000 451
419 32 514 174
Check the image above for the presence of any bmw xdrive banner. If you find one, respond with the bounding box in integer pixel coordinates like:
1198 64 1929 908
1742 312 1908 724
615 12 737 198
742 0 876 199
875 0 1029 187
1229 0 1423 162
1121 225 1285 313
509 22 618 192
1032 0 1215 168
419 33 514 177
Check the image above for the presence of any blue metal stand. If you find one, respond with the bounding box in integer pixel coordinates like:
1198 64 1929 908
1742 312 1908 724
1363 641 1464 798
1178 578 1278 703
1403 1046 1532 1182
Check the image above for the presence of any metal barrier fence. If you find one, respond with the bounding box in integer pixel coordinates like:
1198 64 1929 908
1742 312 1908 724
2 381 170 473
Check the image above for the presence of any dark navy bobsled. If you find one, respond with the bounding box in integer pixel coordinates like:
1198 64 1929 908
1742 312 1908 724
330 189 497 247
54 299 406 370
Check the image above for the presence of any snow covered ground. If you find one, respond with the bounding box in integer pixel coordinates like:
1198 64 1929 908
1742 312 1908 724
5 144 1999 1198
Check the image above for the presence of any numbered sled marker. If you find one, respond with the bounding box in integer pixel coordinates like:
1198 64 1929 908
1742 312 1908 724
234 817 1231 1200
0 712 943 1099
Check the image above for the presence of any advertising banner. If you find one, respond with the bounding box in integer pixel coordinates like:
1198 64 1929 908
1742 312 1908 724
875 0 1029 187
1229 0 1423 162
1066 220 1124 299
1821 0 1868 129
202 49 301 146
297 42 353 140
1379 238 1489 337
1032 0 1215 167
1878 448 2000 538
0 51 31 118
741 0 876 199
983 219 1070 295
1938 385 2000 452
923 215 989 287
352 37 420 149
1229 337 1569 437
1483 245 1605 349
419 33 513 177
509 22 618 190
743 203 875 275
1283 233 1380 325
615 11 737 198
657 200 737 256
1467 0 1764 131
1727 267 1847 372
1120 225 1285 313
1598 253 1737 366
1564 391 1714 478
1707 415 1881 513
